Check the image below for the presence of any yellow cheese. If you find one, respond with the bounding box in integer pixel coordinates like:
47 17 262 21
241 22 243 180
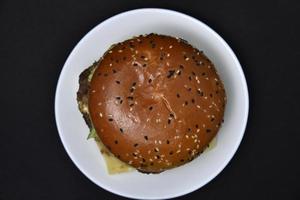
95 138 134 174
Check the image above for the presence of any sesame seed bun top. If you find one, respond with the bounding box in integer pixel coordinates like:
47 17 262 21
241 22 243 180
88 34 226 173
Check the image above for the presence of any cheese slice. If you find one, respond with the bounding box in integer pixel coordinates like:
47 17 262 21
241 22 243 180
94 138 134 174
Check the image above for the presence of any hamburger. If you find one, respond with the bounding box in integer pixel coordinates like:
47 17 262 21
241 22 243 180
77 33 226 173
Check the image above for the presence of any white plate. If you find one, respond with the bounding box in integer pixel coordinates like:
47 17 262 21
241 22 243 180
55 8 249 199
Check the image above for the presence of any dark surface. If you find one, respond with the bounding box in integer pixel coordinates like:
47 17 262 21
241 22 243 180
0 0 299 199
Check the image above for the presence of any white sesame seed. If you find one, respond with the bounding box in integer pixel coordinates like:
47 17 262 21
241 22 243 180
208 65 211 68
194 139 198 143
205 77 209 80
154 140 157 144
203 109 207 112
158 140 162 144
129 160 133 164
196 105 201 109
197 129 200 133
149 158 153 161
178 144 182 148
135 50 138 54
167 53 170 57
155 147 159 152
176 150 181 153
166 62 170 66
108 114 113 117
98 102 102 106
99 113 103 117
185 57 189 61
209 105 213 108
109 50 113 54
102 86 105 90
148 150 151 154
160 46 163 50
197 52 200 55
146 118 150 122
185 135 189 139
202 124 206 128
118 49 123 53
144 57 149 61
129 107 133 111
100 129 104 132
169 45 173 49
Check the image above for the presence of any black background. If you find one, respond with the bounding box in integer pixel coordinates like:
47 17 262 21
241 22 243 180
1 0 300 199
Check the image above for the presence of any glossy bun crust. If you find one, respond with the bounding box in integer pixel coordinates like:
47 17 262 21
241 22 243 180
88 34 226 173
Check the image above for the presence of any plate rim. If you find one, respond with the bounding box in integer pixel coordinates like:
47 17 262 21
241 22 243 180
54 8 249 199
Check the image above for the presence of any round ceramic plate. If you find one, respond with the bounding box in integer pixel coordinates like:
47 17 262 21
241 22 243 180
55 8 249 199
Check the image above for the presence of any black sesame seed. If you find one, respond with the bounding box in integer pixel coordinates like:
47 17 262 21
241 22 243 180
188 128 191 132
108 118 113 122
202 72 206 76
176 93 180 98
142 158 146 162
151 43 156 48
149 106 153 111
120 100 123 104
129 103 134 107
116 80 120 84
167 70 175 78
160 57 163 60
114 140 118 144
210 93 213 98
116 97 121 100
195 124 199 128
206 129 211 133
216 90 219 94
188 88 192 92
197 91 204 96
140 55 145 59
192 71 196 76
143 63 147 67
178 71 182 75
117 155 121 158
168 119 171 124
123 56 127 60
188 76 192 81
156 155 160 159
134 143 138 147
97 72 102 76
154 148 158 152
132 153 137 157
150 162 154 166
120 128 123 133
185 101 188 105
170 113 174 118
222 119 224 123
192 56 195 59
180 159 185 162
166 140 170 144
144 136 148 140
179 65 184 69
133 63 138 66
211 118 215 122
130 88 134 93
132 82 137 86
116 59 119 63
127 96 134 100
104 73 108 77
191 99 195 103
169 151 173 155
183 55 187 59
148 79 152 83
112 69 117 74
